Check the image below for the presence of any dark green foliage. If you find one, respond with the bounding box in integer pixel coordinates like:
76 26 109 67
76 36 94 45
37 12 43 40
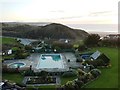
14 48 29 59
62 71 77 77
25 45 33 51
100 39 120 47
23 70 35 76
39 71 48 77
2 66 20 73
90 69 101 78
77 69 86 76
84 34 100 47
26 76 56 84
64 81 75 88
97 53 110 65
78 44 87 51
86 59 105 67
74 80 84 88
52 42 73 49
16 83 26 87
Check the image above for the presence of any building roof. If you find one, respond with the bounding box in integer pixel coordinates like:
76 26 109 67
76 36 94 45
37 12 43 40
90 50 101 60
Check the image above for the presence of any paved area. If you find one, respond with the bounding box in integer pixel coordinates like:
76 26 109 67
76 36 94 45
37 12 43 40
17 38 38 45
63 53 82 68
3 52 81 72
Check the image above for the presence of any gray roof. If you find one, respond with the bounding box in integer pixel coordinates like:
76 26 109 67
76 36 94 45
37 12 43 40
90 50 101 60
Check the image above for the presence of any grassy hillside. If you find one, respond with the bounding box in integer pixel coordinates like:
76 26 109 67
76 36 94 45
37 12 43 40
84 47 118 88
2 23 89 40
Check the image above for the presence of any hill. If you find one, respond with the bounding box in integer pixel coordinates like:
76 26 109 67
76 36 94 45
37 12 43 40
2 22 89 40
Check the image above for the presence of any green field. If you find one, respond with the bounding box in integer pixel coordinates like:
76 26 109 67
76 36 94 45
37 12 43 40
2 37 17 44
2 73 24 84
84 47 118 88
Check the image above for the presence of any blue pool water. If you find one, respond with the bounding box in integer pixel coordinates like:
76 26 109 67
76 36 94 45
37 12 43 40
41 54 61 61
9 62 25 68
37 54 65 69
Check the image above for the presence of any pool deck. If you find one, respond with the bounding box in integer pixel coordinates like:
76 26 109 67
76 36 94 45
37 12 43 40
3 52 81 72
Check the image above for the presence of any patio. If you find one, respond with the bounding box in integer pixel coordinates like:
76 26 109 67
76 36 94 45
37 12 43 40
3 52 81 72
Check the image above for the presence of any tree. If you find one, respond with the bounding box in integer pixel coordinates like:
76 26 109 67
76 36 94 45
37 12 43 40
25 45 32 51
84 34 100 47
74 80 84 88
78 44 87 51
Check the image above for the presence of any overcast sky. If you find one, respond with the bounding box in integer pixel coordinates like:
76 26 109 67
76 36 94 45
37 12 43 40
0 0 119 24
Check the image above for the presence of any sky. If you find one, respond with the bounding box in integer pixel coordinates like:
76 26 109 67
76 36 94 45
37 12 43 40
0 0 119 33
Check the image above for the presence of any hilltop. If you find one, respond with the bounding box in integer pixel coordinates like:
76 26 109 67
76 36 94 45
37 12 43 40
2 22 89 40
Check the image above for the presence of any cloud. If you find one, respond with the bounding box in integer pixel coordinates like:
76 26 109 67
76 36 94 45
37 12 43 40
89 11 113 16
50 10 65 13
56 16 83 20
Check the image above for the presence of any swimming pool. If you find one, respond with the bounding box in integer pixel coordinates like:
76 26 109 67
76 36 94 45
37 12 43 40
8 62 26 68
37 54 65 69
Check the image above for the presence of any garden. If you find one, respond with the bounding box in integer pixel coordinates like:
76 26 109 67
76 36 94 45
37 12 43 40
25 76 56 85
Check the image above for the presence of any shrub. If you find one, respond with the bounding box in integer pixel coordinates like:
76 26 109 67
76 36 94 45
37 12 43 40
23 70 35 76
74 79 84 88
62 71 77 77
64 81 75 88
78 44 87 51
16 83 26 87
77 69 86 77
2 65 20 73
90 69 101 78
2 68 19 73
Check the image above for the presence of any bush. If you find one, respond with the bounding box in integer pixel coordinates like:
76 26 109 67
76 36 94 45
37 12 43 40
74 80 84 88
62 71 77 77
23 70 35 76
77 69 86 76
86 59 106 68
64 81 75 88
90 69 101 78
2 65 21 73
16 83 26 87
78 44 87 51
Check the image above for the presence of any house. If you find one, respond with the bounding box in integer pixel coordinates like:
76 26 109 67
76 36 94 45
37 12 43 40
2 49 12 55
81 50 110 63
59 39 70 43
90 51 101 60
91 51 110 64
7 49 12 55
103 34 120 40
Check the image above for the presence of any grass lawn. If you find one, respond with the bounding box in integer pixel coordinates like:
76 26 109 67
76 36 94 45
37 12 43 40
2 73 24 84
60 76 77 85
2 72 77 89
84 47 118 88
2 37 18 44
27 85 56 90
